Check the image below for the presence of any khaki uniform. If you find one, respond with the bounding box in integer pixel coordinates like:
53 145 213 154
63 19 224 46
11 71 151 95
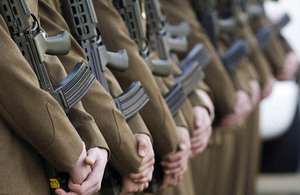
0 0 109 194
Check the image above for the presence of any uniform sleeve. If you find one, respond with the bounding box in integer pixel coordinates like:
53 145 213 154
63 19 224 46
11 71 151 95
0 17 82 172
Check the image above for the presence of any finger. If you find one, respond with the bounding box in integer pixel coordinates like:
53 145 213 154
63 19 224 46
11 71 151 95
161 159 182 170
159 176 171 190
192 128 211 141
164 165 184 175
136 155 155 173
55 189 67 195
137 183 147 192
134 166 154 183
192 136 209 151
69 164 102 194
85 149 99 166
169 177 178 187
55 189 78 195
220 114 243 126
162 149 186 162
131 165 154 182
173 167 186 179
194 111 203 128
192 124 211 138
191 133 207 144
191 140 204 149
144 182 149 190
192 143 207 155
192 128 206 137
81 182 101 195
178 143 187 151
136 136 148 158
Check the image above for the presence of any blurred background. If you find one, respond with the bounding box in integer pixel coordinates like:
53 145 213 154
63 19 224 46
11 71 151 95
257 0 300 194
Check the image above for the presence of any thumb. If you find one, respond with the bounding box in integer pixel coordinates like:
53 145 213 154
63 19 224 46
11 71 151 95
55 189 66 195
178 143 187 151
137 136 147 157
85 149 98 166
194 107 204 128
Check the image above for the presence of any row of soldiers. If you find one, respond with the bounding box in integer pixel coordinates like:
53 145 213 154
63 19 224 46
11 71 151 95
0 0 298 194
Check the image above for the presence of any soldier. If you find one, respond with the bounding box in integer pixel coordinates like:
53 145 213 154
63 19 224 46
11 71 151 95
38 0 156 193
93 0 194 191
106 0 216 194
0 0 109 194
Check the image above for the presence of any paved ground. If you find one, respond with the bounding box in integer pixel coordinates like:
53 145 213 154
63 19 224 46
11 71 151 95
257 174 300 195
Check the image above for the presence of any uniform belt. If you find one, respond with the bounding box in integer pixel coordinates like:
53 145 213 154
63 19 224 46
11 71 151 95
273 13 290 32
178 43 211 71
255 26 272 50
114 81 149 119
220 39 249 70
